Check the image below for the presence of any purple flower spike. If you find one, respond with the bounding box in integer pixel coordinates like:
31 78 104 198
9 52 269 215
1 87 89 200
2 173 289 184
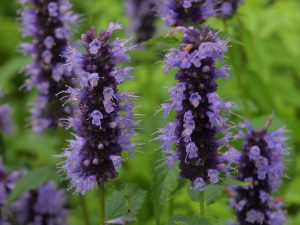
215 0 243 18
230 121 287 225
160 0 243 26
160 0 216 26
61 24 137 194
126 0 156 42
158 27 233 191
19 0 79 133
11 182 68 225
0 104 12 133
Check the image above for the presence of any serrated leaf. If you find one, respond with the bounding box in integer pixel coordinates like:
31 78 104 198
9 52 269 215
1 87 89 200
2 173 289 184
121 183 146 216
105 183 146 220
188 184 224 205
7 165 56 205
105 191 128 220
152 166 179 220
168 215 213 225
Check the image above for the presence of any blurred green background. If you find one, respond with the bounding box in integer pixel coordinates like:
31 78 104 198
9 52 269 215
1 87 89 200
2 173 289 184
1 0 300 224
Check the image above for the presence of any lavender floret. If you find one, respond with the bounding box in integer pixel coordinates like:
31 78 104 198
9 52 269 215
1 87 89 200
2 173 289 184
61 23 136 194
158 26 233 190
126 0 156 42
230 121 287 225
19 0 79 133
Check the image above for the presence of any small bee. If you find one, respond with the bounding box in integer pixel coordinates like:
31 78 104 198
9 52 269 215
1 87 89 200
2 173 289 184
183 44 193 53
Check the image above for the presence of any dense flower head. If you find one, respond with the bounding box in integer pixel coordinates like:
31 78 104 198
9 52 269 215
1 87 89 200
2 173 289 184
215 0 243 18
19 0 79 133
126 0 156 43
10 182 68 225
160 0 243 26
158 26 234 191
0 104 12 134
230 121 287 225
61 23 136 194
160 0 215 26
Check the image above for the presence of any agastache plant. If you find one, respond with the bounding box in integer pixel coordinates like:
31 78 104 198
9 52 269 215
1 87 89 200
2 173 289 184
0 159 68 225
126 0 156 42
160 0 216 26
215 0 244 18
160 0 243 27
19 0 78 133
60 23 136 195
158 26 234 195
229 120 287 225
11 182 68 225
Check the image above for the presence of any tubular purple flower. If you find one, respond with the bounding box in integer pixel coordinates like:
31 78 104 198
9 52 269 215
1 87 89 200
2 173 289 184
19 0 79 133
61 23 137 194
230 121 287 225
158 26 234 191
125 0 156 43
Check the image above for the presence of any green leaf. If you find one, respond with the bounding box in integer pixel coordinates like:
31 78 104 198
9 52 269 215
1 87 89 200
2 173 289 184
121 183 147 216
105 183 146 220
152 166 179 220
168 215 213 225
188 178 249 205
222 177 250 187
7 165 56 205
188 184 224 205
105 190 128 220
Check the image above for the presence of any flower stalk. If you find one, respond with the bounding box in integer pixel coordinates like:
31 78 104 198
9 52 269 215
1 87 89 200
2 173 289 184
99 184 105 225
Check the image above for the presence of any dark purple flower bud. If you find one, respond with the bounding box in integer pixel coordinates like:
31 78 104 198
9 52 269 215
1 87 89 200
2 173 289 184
158 26 233 191
160 0 216 26
11 182 68 225
215 0 243 18
19 0 79 133
0 104 12 133
60 23 136 194
230 121 287 225
125 0 156 43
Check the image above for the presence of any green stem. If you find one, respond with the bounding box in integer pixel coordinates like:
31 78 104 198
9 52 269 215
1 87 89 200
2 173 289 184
99 184 105 225
79 196 90 225
199 191 205 216
169 198 174 216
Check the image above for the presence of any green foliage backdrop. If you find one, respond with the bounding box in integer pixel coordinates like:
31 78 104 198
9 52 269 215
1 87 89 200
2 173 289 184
0 0 300 224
